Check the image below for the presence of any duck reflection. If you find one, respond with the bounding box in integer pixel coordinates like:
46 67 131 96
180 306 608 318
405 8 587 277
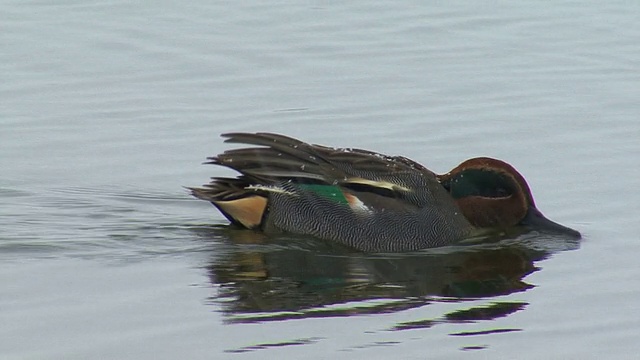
198 227 579 325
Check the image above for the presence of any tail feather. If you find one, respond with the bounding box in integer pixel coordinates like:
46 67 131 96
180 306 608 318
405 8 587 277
188 177 268 229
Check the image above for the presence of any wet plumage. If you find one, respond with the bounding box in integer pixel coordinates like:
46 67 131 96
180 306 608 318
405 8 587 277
189 133 580 252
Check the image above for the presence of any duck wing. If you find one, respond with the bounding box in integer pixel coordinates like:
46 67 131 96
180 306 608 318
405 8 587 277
210 132 445 208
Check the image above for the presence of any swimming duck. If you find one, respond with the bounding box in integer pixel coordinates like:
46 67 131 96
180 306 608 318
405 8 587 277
190 133 580 252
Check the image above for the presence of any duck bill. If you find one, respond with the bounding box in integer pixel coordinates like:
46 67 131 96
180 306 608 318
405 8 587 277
521 207 581 238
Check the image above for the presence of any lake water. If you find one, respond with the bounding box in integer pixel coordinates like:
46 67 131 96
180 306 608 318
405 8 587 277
2 1 639 359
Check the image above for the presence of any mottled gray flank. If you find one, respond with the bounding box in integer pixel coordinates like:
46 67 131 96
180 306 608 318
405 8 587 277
265 182 472 252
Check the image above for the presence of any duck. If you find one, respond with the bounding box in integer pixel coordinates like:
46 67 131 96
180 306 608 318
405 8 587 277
189 132 580 252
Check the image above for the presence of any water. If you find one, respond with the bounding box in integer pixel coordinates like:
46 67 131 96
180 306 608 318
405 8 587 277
2 1 639 359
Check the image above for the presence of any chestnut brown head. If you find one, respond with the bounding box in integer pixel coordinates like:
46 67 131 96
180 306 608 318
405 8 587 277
438 157 580 238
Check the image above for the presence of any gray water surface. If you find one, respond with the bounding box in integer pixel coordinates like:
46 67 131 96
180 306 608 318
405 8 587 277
2 1 639 359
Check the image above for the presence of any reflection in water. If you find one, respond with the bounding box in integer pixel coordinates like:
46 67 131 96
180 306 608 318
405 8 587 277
224 337 323 354
196 227 579 330
392 302 527 332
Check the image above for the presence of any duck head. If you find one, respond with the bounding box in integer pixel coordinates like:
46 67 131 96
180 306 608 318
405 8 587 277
438 157 580 238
